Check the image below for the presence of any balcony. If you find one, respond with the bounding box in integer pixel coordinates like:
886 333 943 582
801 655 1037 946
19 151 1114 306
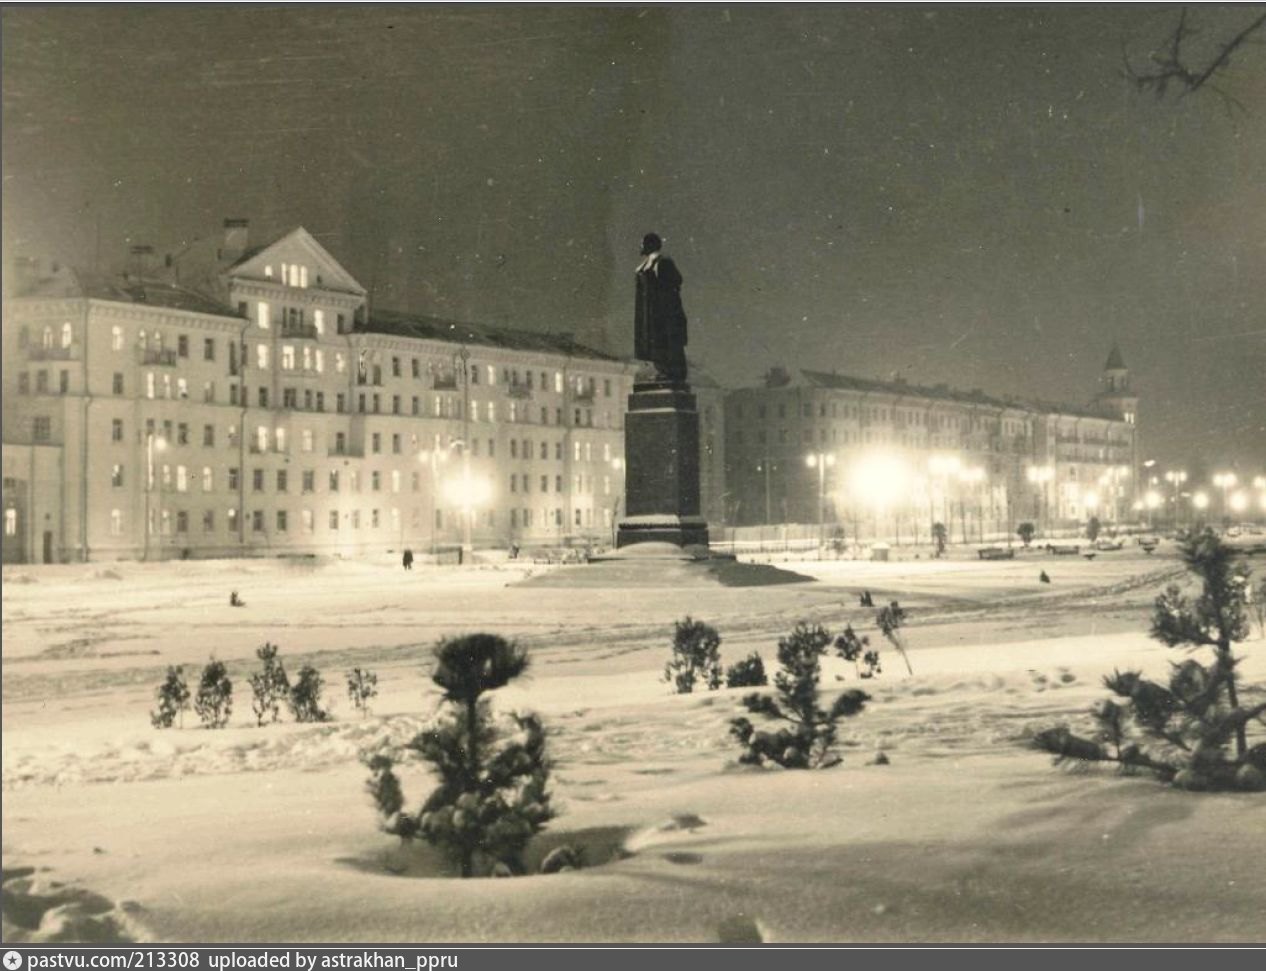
280 323 319 340
27 345 75 361
433 374 459 391
570 386 595 403
141 348 179 367
327 444 364 458
508 382 533 400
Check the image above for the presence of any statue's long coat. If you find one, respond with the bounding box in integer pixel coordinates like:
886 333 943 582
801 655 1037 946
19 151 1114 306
634 256 688 382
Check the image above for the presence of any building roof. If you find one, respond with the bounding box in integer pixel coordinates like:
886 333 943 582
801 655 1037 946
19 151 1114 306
11 264 242 318
1104 343 1126 370
798 368 1119 421
362 308 625 363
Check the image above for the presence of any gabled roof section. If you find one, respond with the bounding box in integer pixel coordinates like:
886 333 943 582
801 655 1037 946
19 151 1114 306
226 227 366 296
364 308 625 363
1104 343 1126 371
11 264 240 318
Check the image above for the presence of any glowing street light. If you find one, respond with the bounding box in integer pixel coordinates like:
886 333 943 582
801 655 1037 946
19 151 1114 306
806 451 836 551
444 467 492 560
1229 491 1248 515
1026 464 1054 536
144 433 169 562
1163 470 1188 526
1212 472 1238 522
1191 491 1210 512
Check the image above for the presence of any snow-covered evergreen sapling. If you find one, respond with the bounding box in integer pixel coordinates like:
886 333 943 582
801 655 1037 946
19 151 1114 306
876 600 913 675
730 622 869 769
248 642 290 726
289 664 331 722
151 665 190 728
663 616 723 694
366 634 554 877
835 625 881 678
194 659 233 729
1035 529 1265 791
725 652 768 688
347 667 379 718
1017 522 1036 547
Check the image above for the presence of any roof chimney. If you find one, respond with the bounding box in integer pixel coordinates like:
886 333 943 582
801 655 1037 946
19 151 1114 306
129 244 155 278
219 218 249 263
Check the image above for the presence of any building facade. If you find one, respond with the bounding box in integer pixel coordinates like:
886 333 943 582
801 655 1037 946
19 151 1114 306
724 351 1138 541
2 224 635 563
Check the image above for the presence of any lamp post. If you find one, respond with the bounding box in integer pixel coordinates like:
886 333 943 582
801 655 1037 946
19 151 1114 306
1164 470 1187 529
1212 472 1237 526
755 457 777 525
143 433 168 562
1191 490 1210 523
805 451 835 553
1026 464 1054 538
958 466 986 543
419 440 457 559
1144 489 1162 530
609 456 625 548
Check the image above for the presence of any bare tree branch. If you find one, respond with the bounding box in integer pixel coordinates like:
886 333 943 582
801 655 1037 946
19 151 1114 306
1123 7 1266 112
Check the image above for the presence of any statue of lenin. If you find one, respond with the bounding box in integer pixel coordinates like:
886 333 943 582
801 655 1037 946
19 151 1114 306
634 233 689 384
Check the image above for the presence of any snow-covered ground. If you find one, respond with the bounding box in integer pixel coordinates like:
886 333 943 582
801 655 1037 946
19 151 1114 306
3 546 1264 943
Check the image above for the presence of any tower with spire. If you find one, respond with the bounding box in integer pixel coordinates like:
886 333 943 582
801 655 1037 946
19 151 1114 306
1096 343 1137 425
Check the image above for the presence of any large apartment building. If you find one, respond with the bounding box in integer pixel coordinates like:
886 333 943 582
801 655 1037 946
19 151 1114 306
2 223 635 563
723 350 1139 541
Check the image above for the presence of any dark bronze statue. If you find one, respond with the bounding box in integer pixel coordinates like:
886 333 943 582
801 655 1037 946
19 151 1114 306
634 233 688 384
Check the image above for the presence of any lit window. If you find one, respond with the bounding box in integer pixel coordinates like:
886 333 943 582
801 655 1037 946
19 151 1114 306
391 470 401 493
4 509 15 536
313 309 325 334
335 353 346 374
203 467 213 491
487 365 496 385
176 465 188 493
146 372 156 399
315 349 324 373
257 344 270 369
61 323 72 348
111 326 123 351
264 265 273 278
110 509 123 536
275 428 286 453
299 265 308 288
256 426 268 452
282 345 295 370
302 429 314 452
257 302 270 329
555 372 563 393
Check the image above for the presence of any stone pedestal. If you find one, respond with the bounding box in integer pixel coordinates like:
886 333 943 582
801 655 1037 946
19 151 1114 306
616 382 710 549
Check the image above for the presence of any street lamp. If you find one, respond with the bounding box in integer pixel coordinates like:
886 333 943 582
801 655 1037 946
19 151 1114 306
958 465 985 543
143 433 168 562
418 441 457 558
1163 470 1187 528
806 451 836 553
1026 464 1054 537
443 464 491 563
1229 491 1248 516
1192 491 1210 516
1144 489 1162 529
1212 472 1238 525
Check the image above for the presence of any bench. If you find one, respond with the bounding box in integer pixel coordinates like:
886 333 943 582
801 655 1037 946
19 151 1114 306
977 547 1015 560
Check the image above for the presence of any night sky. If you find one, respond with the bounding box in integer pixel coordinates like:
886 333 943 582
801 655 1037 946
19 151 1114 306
3 5 1263 472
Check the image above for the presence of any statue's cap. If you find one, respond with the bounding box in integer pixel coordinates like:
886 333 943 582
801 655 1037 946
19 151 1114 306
641 233 662 255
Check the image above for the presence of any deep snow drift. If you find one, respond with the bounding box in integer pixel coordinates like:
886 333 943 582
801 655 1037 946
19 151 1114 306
3 546 1263 943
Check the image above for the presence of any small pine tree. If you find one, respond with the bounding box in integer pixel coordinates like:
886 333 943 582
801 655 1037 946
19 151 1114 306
876 600 913 675
1035 529 1265 791
730 622 869 769
931 522 948 558
347 667 379 718
248 643 290 726
289 665 331 723
1086 516 1102 543
1017 522 1036 547
663 617 723 694
194 659 233 729
151 665 191 729
835 625 881 678
366 634 554 877
725 652 768 688
1252 576 1266 641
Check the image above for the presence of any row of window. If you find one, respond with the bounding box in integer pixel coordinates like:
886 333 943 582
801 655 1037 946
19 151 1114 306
107 502 611 538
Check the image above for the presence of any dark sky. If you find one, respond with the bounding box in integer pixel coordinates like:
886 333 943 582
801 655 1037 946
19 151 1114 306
4 5 1264 472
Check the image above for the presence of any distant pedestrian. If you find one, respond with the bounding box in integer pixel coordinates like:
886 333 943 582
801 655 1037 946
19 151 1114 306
230 590 245 607
509 543 520 560
402 549 414 571
1039 570 1051 585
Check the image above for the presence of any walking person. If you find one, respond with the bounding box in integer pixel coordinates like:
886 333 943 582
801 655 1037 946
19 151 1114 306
402 548 414 571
